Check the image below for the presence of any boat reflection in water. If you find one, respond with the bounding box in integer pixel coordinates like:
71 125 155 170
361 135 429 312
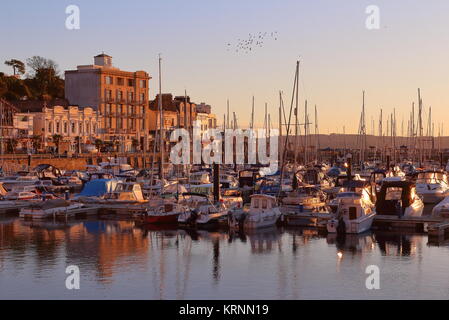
0 217 444 299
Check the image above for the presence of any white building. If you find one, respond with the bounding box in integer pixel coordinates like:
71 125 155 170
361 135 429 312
33 106 99 153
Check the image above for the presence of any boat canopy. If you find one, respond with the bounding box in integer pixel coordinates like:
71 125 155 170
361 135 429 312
77 179 119 197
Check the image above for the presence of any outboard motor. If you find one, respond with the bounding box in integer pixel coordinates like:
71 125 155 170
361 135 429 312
337 218 346 234
188 209 199 226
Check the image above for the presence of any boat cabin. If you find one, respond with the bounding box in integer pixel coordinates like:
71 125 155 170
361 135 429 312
376 181 420 216
336 192 374 220
106 182 145 201
250 194 277 213
239 169 261 188
189 171 211 185
415 171 448 185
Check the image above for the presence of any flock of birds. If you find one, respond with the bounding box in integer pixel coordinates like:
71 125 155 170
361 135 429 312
226 31 278 54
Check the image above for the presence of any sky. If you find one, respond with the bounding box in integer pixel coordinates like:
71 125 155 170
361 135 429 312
1 0 449 134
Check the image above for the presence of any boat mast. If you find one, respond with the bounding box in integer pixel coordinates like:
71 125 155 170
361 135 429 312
158 54 164 182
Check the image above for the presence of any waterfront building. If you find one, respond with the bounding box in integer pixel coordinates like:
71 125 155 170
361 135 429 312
65 54 151 152
0 98 18 153
195 102 217 134
32 106 99 154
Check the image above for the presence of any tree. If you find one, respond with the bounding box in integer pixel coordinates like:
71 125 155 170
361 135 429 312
94 139 103 152
52 134 62 154
4 59 25 76
6 139 18 153
31 135 42 152
26 56 59 77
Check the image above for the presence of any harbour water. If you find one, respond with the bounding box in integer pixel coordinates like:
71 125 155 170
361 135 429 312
2 215 449 300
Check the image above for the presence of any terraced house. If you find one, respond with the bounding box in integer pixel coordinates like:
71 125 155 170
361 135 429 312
65 54 151 152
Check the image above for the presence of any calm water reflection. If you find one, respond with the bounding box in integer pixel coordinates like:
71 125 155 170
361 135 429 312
1 216 449 299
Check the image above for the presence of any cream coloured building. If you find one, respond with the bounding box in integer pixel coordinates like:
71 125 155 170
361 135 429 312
33 106 99 153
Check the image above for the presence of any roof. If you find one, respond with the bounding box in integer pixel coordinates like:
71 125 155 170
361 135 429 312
149 94 180 112
250 194 277 201
95 53 112 58
10 99 69 112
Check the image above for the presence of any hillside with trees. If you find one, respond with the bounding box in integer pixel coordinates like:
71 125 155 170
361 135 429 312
0 56 64 102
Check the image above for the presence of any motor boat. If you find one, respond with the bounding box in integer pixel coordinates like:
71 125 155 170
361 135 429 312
242 194 281 229
328 180 375 213
101 182 147 204
4 185 39 201
1 174 40 191
431 196 449 219
138 201 189 224
195 202 229 227
19 199 84 220
375 180 424 217
282 185 327 210
177 194 228 227
189 171 211 185
327 191 376 234
414 170 449 204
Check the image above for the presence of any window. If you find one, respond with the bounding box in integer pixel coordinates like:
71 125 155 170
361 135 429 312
253 199 259 209
56 121 60 133
116 77 124 86
71 122 76 134
140 80 146 88
79 122 83 134
106 104 112 114
349 207 357 220
262 199 268 209
105 89 112 100
127 79 134 87
117 91 123 101
105 76 113 85
385 188 403 201
86 122 90 134
140 93 145 102
63 121 68 134
117 117 122 129
127 92 134 102
48 122 52 133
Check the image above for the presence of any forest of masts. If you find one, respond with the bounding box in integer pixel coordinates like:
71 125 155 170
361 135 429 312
221 61 445 167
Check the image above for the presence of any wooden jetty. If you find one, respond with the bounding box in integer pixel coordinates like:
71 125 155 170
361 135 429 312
0 202 34 214
53 205 99 220
427 221 449 237
372 215 443 232
280 206 447 233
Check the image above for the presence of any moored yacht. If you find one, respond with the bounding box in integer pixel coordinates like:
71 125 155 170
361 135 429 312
375 180 424 217
415 170 449 204
327 191 376 234
243 194 281 229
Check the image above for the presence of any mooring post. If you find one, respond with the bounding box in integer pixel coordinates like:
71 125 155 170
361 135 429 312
213 163 220 203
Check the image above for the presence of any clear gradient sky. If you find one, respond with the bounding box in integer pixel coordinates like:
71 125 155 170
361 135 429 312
1 0 449 134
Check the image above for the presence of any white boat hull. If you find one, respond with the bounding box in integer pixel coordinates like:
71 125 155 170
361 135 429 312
327 212 375 234
244 208 281 229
